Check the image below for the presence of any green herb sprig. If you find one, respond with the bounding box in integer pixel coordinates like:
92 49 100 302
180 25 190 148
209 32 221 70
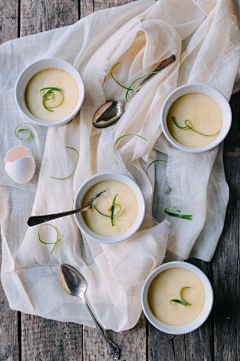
146 159 167 175
172 116 220 137
40 87 64 112
113 134 147 164
164 208 192 220
38 224 64 255
111 63 133 91
15 123 37 141
170 287 191 306
93 194 121 227
50 147 79 180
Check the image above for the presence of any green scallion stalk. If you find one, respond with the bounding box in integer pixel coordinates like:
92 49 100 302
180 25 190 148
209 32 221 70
113 134 147 165
146 159 167 175
170 287 191 306
38 224 64 255
40 87 64 112
164 208 192 220
172 116 220 137
110 63 133 91
15 123 37 141
50 147 79 180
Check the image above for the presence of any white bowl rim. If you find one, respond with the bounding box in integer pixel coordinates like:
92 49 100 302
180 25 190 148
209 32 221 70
15 57 85 127
141 261 214 335
161 83 232 153
73 172 146 244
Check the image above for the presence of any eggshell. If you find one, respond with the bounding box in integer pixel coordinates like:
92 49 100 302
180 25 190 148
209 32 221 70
4 146 36 184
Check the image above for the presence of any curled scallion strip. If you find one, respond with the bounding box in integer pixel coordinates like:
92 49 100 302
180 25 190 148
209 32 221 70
110 194 118 226
125 71 159 103
15 123 37 141
110 63 133 91
172 116 220 137
180 287 191 304
38 224 64 255
164 208 192 220
113 134 147 165
165 186 171 194
92 203 121 218
170 287 191 306
92 194 121 227
146 159 167 175
40 87 63 112
50 147 79 180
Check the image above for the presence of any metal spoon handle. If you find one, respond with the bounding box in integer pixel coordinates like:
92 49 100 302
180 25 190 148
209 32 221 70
83 297 120 360
27 204 91 227
127 54 176 100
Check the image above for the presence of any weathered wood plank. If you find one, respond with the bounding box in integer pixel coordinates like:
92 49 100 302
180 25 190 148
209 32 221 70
0 0 19 43
20 0 79 36
80 0 132 19
21 315 83 361
0 3 20 361
83 314 146 361
212 90 240 361
0 243 20 361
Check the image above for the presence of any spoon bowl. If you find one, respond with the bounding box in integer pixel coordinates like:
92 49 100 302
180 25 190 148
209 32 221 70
59 263 87 298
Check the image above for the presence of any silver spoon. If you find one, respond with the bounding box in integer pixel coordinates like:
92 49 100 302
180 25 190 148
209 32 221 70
92 54 176 128
59 264 120 360
27 190 107 227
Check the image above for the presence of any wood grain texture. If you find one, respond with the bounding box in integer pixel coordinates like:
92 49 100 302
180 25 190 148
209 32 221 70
80 0 132 18
20 0 79 36
0 3 20 361
21 315 83 361
0 247 20 361
83 314 146 361
0 0 19 43
211 105 240 361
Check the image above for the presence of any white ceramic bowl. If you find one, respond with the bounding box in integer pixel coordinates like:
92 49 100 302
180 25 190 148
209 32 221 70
74 172 145 244
161 83 232 153
141 261 213 335
15 58 85 126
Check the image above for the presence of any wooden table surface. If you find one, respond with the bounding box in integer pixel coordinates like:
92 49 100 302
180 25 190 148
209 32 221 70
0 1 239 360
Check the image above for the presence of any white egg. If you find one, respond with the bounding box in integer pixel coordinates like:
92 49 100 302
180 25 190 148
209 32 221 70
4 146 36 184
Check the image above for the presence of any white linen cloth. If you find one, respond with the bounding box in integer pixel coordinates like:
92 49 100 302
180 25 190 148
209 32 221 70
0 0 240 331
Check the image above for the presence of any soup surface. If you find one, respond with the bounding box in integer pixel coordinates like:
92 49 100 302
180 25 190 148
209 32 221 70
148 268 205 326
167 93 222 147
82 180 138 237
25 68 79 121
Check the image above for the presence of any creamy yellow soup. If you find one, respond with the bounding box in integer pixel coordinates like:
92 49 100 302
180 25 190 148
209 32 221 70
148 268 205 326
82 180 138 237
167 93 222 147
25 68 79 122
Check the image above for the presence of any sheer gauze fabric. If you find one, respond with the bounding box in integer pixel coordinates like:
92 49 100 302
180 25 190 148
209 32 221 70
0 0 240 331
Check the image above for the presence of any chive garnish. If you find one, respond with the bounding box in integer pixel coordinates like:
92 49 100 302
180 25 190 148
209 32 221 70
113 134 147 164
165 187 171 194
92 194 121 226
170 287 191 306
110 63 133 91
38 224 64 255
172 116 220 137
146 159 167 175
40 87 64 112
110 194 118 226
92 203 121 218
164 208 192 220
125 71 160 103
50 147 79 180
15 123 37 141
